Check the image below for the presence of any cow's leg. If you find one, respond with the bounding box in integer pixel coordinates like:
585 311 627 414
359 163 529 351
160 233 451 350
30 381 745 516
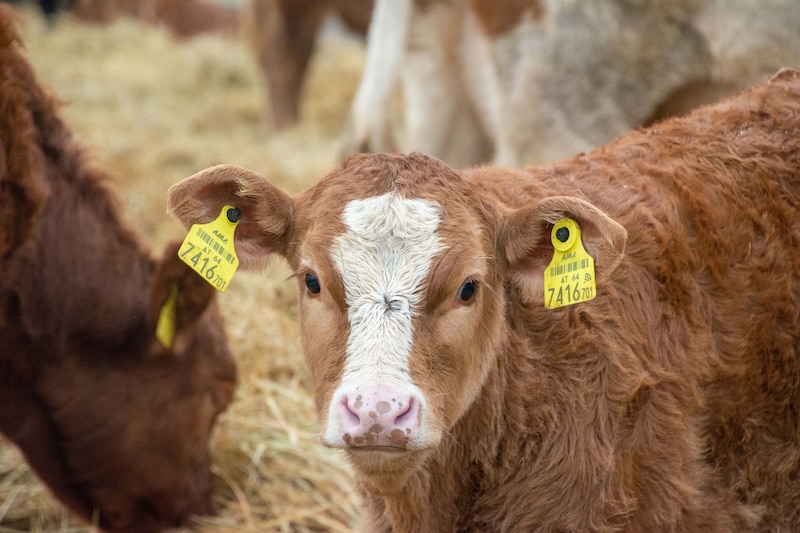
339 0 412 156
249 0 328 130
401 0 492 167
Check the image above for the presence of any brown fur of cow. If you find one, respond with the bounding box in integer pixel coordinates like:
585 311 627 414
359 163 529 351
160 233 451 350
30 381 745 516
0 6 236 532
169 68 800 531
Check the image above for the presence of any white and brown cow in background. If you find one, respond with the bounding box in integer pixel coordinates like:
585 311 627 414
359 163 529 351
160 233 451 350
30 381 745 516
341 0 800 167
169 70 800 531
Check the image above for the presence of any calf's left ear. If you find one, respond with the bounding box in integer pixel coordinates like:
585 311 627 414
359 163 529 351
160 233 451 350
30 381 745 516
167 164 294 270
501 196 627 304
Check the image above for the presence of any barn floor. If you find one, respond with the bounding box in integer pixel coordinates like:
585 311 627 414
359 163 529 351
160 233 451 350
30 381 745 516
0 3 366 531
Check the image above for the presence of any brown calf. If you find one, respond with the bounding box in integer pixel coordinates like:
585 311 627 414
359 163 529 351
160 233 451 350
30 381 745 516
0 7 236 532
169 70 800 530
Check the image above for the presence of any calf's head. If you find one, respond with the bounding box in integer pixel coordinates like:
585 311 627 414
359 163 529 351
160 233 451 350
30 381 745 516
168 153 625 485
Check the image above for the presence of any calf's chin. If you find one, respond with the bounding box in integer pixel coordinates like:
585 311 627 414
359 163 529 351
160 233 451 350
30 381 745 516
345 448 434 493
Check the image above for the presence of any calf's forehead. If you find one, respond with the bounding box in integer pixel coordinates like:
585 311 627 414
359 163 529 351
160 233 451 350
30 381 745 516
331 192 446 291
294 173 488 274
293 152 484 240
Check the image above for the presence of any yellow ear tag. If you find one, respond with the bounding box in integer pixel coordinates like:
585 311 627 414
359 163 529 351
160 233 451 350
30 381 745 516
543 218 597 309
177 205 241 292
156 285 178 349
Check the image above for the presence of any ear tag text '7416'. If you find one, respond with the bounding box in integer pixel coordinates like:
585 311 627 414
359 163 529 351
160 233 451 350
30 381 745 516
177 205 241 292
543 218 597 309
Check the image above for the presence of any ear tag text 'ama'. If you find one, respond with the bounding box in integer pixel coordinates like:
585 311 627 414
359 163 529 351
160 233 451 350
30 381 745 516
543 218 596 309
177 205 241 292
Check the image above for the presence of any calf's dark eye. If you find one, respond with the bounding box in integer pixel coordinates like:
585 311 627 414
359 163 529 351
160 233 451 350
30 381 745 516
457 280 477 302
305 272 321 294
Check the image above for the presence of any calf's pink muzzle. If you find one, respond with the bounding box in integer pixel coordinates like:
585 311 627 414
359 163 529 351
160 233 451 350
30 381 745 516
329 385 422 449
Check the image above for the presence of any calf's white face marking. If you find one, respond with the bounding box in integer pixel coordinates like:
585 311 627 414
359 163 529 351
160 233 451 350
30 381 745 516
321 192 446 448
330 192 446 385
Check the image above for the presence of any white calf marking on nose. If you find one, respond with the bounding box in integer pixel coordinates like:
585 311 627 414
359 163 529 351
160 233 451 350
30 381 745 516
331 192 445 384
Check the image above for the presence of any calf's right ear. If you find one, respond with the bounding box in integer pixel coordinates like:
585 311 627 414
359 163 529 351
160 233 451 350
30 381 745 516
167 164 294 269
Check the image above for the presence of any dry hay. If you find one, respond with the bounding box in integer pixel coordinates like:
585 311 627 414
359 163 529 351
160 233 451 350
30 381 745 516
0 4 367 532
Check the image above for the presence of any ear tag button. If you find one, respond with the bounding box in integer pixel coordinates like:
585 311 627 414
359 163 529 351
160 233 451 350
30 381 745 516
156 284 178 349
177 205 240 292
543 218 597 309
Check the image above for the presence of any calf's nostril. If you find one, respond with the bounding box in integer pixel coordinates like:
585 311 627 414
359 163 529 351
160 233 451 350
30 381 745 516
342 398 362 426
393 398 415 427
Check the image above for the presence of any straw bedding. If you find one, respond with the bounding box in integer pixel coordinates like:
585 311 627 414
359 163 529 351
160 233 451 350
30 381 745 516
0 4 366 531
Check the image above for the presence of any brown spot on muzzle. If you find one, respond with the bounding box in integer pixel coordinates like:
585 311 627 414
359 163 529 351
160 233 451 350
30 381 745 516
375 400 391 415
388 428 410 447
344 433 366 446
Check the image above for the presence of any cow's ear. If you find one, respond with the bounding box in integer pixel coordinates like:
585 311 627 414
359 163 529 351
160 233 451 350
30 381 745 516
501 196 627 304
167 164 293 270
150 242 218 354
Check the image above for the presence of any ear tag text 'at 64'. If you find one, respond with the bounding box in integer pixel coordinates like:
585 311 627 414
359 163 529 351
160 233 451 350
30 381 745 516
543 218 597 309
178 205 241 292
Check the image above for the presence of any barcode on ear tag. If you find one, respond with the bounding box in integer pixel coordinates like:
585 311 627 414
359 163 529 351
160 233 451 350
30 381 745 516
178 205 241 292
543 218 597 309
